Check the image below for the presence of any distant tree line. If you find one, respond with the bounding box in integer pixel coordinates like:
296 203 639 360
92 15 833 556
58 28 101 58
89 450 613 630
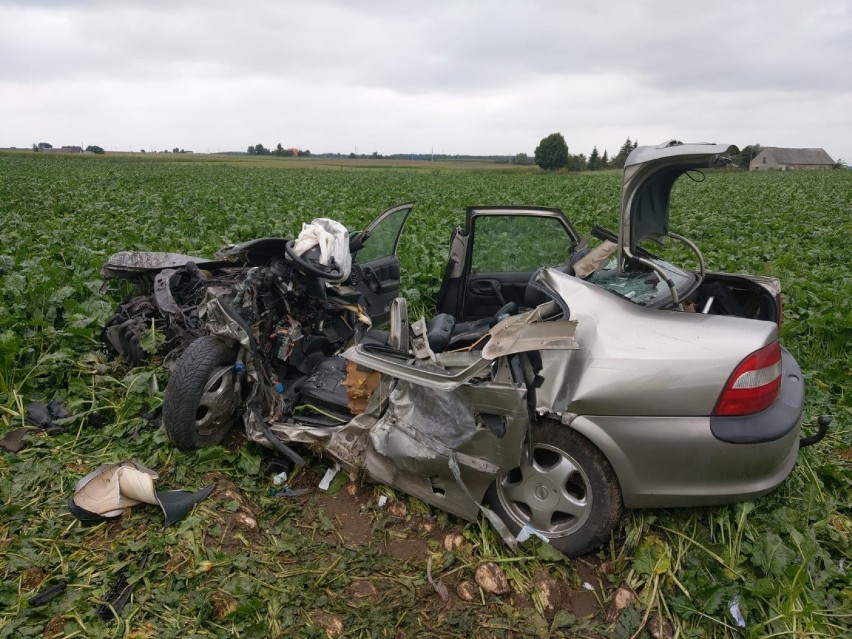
532 135 770 172
532 134 639 172
247 143 311 157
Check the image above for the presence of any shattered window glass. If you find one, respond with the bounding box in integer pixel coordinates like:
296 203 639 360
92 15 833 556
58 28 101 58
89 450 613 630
586 258 694 306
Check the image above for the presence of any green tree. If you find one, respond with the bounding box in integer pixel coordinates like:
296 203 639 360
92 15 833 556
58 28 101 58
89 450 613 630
588 146 601 170
512 152 531 165
734 144 763 169
566 153 587 172
601 150 609 169
534 133 569 171
611 137 638 168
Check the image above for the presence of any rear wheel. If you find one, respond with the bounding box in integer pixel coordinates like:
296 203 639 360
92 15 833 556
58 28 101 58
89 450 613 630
162 336 241 450
486 422 623 557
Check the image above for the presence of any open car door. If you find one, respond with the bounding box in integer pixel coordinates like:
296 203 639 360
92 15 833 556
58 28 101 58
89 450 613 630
350 202 414 325
437 206 580 320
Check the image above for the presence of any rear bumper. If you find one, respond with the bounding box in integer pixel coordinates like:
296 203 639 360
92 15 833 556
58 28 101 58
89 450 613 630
709 347 804 444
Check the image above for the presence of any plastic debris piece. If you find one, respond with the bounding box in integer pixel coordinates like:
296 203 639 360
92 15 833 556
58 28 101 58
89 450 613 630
318 463 340 491
516 524 550 544
263 455 295 476
377 495 388 507
97 552 149 621
426 555 449 601
582 582 595 591
25 398 69 433
234 361 245 373
272 471 288 486
68 461 213 528
728 596 746 628
28 581 66 606
0 427 37 453
271 486 310 498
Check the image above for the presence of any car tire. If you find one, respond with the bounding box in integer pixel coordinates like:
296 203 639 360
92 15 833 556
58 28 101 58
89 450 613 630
485 421 623 557
162 336 242 450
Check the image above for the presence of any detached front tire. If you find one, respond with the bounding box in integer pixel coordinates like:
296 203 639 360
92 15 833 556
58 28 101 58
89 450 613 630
162 336 242 450
486 422 623 557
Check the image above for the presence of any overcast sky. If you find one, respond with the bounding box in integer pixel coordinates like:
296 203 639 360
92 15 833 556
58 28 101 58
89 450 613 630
1 0 850 161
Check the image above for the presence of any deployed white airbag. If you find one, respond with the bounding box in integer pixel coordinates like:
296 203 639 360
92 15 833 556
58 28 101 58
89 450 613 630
292 218 351 279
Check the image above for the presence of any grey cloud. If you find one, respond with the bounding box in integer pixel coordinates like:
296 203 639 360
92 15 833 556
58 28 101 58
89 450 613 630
0 0 849 159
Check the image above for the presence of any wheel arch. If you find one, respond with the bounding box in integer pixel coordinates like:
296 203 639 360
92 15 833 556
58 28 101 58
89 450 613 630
562 415 638 508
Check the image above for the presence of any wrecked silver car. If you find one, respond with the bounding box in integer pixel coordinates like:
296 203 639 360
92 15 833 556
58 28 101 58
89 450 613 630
101 142 819 557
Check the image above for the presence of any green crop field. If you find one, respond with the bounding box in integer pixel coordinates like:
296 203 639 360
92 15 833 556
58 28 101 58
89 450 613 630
1 152 850 638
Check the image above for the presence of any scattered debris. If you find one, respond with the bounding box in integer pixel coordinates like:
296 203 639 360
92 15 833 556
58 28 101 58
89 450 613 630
426 555 449 601
318 463 340 491
28 581 66 607
271 471 289 486
270 486 310 498
68 461 213 528
0 427 36 453
728 596 746 628
263 455 295 476
96 552 149 621
377 495 388 508
25 398 69 432
475 562 510 595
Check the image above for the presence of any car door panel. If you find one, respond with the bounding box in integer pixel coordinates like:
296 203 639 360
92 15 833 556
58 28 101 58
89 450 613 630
444 207 579 321
353 256 401 322
351 203 414 326
464 272 532 319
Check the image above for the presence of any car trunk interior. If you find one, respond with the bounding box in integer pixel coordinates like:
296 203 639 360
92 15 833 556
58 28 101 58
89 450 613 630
686 273 780 323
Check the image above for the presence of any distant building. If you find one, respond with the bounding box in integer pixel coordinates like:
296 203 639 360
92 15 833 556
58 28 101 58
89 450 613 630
750 147 834 171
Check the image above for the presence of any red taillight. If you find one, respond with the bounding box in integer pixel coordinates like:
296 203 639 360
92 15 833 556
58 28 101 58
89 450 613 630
713 341 782 416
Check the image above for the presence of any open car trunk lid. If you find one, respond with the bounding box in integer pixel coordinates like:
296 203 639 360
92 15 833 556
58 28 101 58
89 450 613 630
618 141 739 266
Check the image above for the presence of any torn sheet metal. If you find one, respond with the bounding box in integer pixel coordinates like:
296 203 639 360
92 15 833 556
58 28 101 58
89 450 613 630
344 345 492 392
101 250 211 278
482 317 579 359
363 369 529 522
572 240 617 278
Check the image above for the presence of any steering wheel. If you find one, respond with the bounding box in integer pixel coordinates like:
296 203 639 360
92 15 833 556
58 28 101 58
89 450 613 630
284 240 349 283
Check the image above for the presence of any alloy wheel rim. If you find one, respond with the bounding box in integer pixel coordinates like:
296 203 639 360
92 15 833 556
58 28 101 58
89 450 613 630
496 443 593 538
